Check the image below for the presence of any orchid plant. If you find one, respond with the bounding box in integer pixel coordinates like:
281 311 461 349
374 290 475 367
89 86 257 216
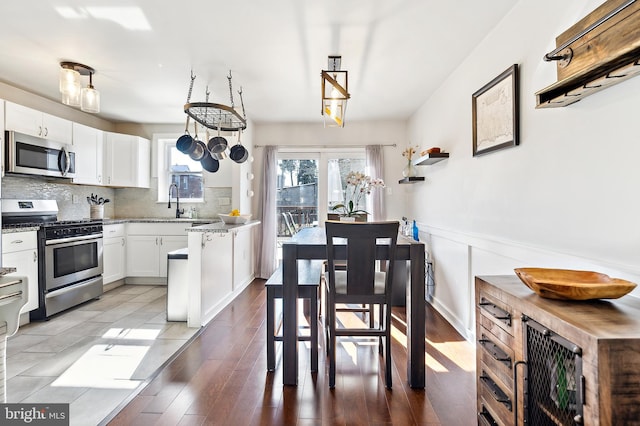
331 171 385 217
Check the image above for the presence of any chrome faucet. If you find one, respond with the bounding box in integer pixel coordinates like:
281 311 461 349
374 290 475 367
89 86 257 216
168 183 184 218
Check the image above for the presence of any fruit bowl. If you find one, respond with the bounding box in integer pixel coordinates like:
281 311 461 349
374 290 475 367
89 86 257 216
514 267 637 300
219 213 252 224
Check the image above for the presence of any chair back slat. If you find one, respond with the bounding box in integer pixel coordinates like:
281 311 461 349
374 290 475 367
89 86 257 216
325 221 399 298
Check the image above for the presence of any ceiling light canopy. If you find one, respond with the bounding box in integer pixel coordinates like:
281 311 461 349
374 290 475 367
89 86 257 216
59 62 100 113
321 55 350 127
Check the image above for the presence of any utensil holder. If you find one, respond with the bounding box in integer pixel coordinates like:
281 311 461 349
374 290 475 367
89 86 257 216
90 205 104 219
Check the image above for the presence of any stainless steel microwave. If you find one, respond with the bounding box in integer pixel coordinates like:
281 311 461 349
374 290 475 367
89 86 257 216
5 130 76 178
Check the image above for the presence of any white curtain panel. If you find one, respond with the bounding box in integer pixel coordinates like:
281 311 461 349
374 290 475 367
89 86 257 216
257 145 278 278
366 145 386 221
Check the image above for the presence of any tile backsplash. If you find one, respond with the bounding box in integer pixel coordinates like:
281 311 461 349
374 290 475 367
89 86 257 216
2 175 115 220
1 175 232 220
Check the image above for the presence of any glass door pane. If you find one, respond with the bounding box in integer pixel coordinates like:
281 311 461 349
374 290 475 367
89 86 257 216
276 158 319 259
327 157 367 214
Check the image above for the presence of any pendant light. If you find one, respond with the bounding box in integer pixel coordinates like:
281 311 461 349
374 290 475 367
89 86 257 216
321 55 350 127
59 62 100 113
81 71 100 113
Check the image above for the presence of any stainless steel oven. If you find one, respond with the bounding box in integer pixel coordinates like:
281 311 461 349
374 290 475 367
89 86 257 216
44 232 103 290
37 221 103 319
1 200 103 320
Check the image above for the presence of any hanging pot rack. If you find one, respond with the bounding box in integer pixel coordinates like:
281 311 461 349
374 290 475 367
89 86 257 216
183 70 247 131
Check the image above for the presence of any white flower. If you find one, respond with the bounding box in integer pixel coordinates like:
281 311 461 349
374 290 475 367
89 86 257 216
331 171 385 216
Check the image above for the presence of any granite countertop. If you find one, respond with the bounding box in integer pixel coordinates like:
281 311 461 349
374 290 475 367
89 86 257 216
1 225 40 234
188 220 261 233
1 218 245 233
102 218 219 225
0 267 18 276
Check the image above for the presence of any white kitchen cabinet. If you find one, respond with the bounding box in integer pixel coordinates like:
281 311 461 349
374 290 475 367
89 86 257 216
126 223 189 279
5 102 72 143
232 227 253 290
102 224 126 284
103 132 150 188
72 123 104 185
2 231 39 313
1 100 5 179
197 232 233 324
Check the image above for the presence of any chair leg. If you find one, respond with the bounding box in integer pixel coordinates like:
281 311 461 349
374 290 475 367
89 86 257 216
328 295 336 389
385 304 392 389
266 288 276 371
369 303 375 328
378 303 384 355
310 291 318 373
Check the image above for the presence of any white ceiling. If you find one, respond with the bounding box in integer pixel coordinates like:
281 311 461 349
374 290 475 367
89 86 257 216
0 0 516 125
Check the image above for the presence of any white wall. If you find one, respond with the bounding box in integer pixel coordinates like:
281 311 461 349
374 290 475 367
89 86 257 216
408 0 640 339
252 120 410 223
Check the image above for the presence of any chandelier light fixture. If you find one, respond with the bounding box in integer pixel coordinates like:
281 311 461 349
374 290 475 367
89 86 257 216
59 61 100 113
321 55 350 127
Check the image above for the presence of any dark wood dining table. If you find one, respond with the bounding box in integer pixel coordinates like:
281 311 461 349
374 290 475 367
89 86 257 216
282 226 426 388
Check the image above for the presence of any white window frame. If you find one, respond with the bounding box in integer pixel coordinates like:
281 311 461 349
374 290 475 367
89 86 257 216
156 136 205 203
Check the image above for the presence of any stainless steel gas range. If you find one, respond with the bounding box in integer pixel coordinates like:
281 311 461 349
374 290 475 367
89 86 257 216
2 200 103 320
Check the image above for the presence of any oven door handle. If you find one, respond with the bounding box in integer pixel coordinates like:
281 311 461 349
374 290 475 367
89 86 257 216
45 234 103 245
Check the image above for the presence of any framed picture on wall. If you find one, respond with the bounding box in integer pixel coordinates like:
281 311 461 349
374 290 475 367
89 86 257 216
472 64 519 156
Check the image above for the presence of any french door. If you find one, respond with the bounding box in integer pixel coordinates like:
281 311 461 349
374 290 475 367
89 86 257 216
275 149 366 257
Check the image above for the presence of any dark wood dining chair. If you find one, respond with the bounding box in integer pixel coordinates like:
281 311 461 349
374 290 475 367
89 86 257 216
324 220 399 388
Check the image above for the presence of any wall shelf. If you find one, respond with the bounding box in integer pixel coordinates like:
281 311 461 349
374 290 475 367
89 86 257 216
398 176 425 184
413 152 449 166
536 0 640 108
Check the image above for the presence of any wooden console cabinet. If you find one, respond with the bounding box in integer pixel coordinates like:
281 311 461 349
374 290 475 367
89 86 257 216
476 275 640 425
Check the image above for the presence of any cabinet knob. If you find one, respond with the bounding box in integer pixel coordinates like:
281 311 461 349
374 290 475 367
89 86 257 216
38 126 43 136
44 127 49 137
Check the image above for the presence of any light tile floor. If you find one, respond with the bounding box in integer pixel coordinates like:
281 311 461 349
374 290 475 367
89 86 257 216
5 284 199 426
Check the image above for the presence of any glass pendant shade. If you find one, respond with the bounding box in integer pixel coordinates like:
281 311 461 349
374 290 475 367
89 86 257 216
81 85 100 113
61 89 81 107
59 67 80 94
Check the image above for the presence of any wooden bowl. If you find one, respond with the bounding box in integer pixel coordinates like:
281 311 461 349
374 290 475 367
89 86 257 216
514 267 637 300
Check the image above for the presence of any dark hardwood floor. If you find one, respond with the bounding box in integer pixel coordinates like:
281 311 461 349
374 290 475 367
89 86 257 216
106 279 476 425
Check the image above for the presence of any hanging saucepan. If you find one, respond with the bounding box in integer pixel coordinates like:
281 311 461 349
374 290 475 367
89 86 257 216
188 122 207 161
207 124 228 154
176 116 194 153
189 139 207 161
229 130 248 163
200 151 220 173
212 150 228 161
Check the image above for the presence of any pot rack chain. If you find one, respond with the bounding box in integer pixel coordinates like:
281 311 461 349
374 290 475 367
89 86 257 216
184 70 247 132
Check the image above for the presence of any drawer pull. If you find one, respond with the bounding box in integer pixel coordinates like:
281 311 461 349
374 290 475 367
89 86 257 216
0 291 22 302
478 406 499 426
10 240 24 244
480 371 512 411
480 297 511 326
479 335 512 368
